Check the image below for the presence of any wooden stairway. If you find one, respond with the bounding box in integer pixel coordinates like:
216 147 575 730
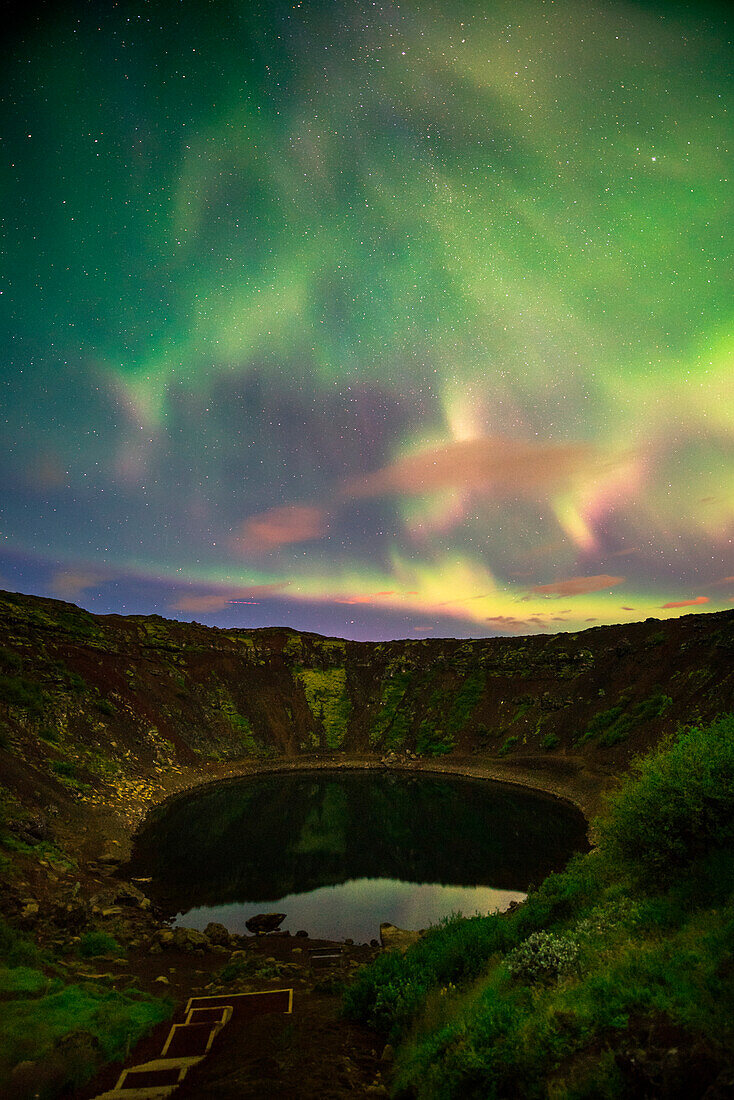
92 989 293 1099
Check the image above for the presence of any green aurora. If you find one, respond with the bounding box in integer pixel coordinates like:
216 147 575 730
0 0 731 637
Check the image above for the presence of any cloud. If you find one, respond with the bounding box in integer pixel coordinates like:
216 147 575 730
173 593 236 613
413 625 435 631
661 596 709 609
620 605 635 611
333 590 397 605
172 583 289 613
50 570 102 601
486 614 533 631
343 436 599 502
531 574 625 597
231 505 328 552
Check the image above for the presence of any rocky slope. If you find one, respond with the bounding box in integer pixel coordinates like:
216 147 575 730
1 587 732 847
0 589 732 1098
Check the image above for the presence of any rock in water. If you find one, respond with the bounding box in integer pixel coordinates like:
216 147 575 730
245 912 286 935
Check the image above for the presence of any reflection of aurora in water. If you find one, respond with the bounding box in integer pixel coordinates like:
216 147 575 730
129 773 588 938
1 2 732 639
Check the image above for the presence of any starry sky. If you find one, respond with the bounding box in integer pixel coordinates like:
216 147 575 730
1 0 732 640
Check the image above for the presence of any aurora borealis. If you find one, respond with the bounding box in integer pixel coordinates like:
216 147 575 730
1 0 731 639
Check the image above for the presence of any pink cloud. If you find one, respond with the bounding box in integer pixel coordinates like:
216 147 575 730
173 593 236 613
172 583 288 613
333 590 397 605
231 505 327 552
620 606 635 611
661 596 710 609
50 570 103 600
343 436 597 502
532 574 625 597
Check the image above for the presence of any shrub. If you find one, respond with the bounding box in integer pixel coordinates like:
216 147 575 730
0 966 48 994
599 715 734 885
50 760 78 779
78 931 122 958
541 733 560 750
416 725 454 757
498 735 518 756
581 692 672 748
505 931 580 984
0 918 42 967
0 673 46 716
0 983 169 1095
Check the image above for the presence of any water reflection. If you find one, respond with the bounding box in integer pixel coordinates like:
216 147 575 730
128 771 588 940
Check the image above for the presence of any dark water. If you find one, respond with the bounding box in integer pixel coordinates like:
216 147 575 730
128 771 589 942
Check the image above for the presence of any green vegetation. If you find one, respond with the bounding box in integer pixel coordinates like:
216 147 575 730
444 671 485 737
218 954 285 983
541 733 560 750
0 918 168 1096
345 715 734 1098
0 966 49 995
369 672 413 748
78 931 123 959
296 667 352 749
498 734 518 756
581 691 672 747
413 670 486 757
415 723 454 757
510 700 532 725
0 670 46 717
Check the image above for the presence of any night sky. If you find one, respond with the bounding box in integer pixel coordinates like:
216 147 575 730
1 0 731 640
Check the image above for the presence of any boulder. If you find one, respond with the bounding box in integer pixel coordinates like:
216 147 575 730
379 922 422 952
172 926 211 951
204 921 231 946
113 882 149 909
245 912 286 935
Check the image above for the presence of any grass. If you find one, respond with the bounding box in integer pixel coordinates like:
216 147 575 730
580 691 672 747
0 918 169 1097
0 673 46 717
296 667 352 749
369 672 413 748
344 715 734 1098
78 931 123 959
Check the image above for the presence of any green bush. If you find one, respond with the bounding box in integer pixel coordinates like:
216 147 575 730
0 917 42 967
415 725 454 757
581 692 672 748
0 673 46 716
0 983 169 1095
498 734 518 756
50 760 78 779
345 716 734 1099
599 715 734 885
505 931 580 984
0 966 48 994
541 733 560 750
78 931 123 958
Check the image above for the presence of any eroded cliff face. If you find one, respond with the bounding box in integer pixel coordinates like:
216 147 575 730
1 588 732 841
